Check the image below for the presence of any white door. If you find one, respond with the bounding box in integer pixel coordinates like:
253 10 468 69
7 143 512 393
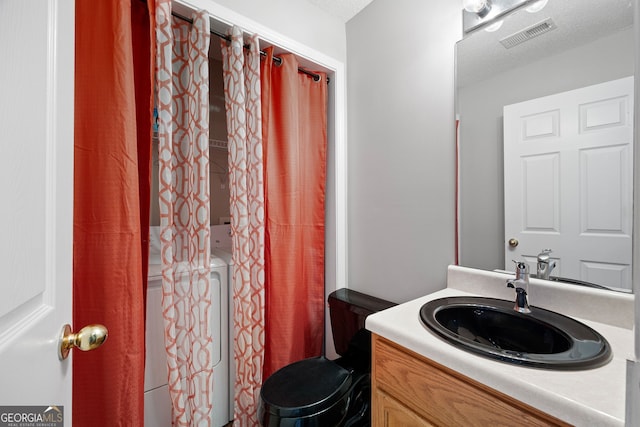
0 0 75 422
504 77 634 291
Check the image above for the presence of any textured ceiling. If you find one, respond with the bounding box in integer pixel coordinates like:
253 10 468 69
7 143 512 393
306 0 375 22
457 0 634 88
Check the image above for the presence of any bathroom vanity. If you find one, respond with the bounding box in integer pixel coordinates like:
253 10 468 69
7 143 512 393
372 335 569 426
366 266 635 426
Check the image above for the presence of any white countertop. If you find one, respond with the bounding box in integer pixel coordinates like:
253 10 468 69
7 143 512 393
366 265 635 426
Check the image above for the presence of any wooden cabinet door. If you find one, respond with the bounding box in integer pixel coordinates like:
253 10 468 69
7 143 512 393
371 335 571 427
374 388 435 427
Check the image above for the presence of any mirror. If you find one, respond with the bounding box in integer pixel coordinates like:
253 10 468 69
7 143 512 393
457 0 635 292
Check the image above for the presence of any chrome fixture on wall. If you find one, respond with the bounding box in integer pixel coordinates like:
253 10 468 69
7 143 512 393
462 0 548 33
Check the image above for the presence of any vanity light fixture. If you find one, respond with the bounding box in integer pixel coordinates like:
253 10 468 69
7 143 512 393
463 0 492 17
484 20 504 32
462 0 547 33
525 0 548 13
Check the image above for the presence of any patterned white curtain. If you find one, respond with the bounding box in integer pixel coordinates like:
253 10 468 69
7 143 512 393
221 27 266 426
155 1 213 425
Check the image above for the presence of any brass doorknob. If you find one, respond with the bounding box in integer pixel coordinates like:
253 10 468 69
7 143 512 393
58 324 108 360
508 238 519 247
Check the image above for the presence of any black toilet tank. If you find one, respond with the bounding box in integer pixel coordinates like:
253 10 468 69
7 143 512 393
328 289 396 357
259 289 396 427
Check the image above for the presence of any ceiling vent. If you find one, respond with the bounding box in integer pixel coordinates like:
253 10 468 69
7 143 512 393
500 18 557 49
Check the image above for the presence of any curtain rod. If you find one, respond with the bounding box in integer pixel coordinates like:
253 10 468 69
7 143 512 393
171 12 328 83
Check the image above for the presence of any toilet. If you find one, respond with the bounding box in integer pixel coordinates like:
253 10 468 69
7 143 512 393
258 288 396 426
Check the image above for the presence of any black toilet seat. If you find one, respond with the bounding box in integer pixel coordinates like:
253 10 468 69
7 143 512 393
260 356 352 421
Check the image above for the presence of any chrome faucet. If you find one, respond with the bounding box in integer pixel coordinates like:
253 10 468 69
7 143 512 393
507 260 531 314
536 249 557 280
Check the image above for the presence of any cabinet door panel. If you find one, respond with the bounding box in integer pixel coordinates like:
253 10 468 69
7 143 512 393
372 335 570 427
374 389 435 427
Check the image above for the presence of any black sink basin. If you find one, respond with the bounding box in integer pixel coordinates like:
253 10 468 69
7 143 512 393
419 297 611 370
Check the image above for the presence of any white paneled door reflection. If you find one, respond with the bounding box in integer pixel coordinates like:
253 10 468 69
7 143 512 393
504 76 634 291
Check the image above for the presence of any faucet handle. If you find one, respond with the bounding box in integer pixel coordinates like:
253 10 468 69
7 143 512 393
537 249 553 261
511 259 529 274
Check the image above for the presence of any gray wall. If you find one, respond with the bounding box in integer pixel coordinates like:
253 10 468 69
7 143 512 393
459 28 635 272
345 0 461 303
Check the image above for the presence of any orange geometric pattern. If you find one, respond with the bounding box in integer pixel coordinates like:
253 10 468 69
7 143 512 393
221 27 266 427
155 1 214 425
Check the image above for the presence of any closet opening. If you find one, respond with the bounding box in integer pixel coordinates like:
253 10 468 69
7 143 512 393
147 2 347 424
166 1 347 351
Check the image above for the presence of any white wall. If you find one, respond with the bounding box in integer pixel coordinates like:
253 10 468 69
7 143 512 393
190 0 347 63
346 0 461 303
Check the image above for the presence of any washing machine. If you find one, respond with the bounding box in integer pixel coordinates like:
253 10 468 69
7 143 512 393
211 245 235 421
144 252 231 426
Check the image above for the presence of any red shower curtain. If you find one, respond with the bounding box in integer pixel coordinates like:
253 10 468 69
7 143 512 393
74 0 154 424
261 49 328 378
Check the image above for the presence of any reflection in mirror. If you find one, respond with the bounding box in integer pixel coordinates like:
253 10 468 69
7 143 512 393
456 0 635 292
